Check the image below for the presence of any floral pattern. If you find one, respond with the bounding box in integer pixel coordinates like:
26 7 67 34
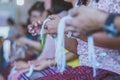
77 0 120 74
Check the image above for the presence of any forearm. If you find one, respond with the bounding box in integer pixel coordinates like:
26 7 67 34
66 52 78 62
26 39 41 51
65 36 78 54
93 32 120 50
79 32 120 50
48 52 78 67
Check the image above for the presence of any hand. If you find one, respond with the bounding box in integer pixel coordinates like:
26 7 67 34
31 59 55 71
28 20 42 36
16 37 28 47
13 61 30 71
65 7 108 37
44 15 60 35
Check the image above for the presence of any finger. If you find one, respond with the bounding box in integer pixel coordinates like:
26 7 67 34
34 66 43 71
28 25 33 31
37 20 42 28
43 29 49 34
32 21 37 26
36 29 41 35
66 19 78 28
72 32 80 37
48 15 55 19
70 8 80 17
32 33 37 36
31 30 35 33
48 15 59 20
65 26 76 33
37 20 42 25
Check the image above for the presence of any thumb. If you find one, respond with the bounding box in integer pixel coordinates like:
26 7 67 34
70 8 80 17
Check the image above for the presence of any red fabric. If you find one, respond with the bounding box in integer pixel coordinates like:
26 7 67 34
35 66 120 80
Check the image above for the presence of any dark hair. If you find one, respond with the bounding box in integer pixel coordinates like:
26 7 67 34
77 0 99 5
27 1 45 24
50 0 73 14
7 18 15 25
28 1 45 15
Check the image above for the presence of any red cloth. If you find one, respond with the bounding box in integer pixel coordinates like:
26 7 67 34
35 66 120 80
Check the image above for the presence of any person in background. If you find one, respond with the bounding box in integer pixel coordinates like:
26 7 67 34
7 18 15 26
0 37 5 80
9 1 79 80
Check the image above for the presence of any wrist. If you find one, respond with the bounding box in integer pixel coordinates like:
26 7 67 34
114 17 120 32
98 12 108 30
47 58 56 68
104 13 120 37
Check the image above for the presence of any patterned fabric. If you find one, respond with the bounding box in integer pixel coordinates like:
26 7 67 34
35 66 120 80
77 0 120 74
19 66 72 80
77 39 120 74
88 0 120 13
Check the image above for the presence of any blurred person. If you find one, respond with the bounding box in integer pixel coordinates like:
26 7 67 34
7 18 15 27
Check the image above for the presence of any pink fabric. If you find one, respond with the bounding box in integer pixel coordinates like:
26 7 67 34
38 11 68 59
77 0 120 74
38 35 56 59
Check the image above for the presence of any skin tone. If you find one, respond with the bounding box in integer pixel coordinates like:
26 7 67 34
12 10 45 70
114 17 120 32
65 7 120 36
14 33 78 72
16 37 41 51
14 0 120 74
65 7 107 36
27 0 79 53
14 11 42 52
14 3 78 71
65 7 120 50
43 2 120 50
14 52 78 71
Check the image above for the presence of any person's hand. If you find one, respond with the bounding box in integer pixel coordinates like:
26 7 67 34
33 59 49 70
65 7 108 37
13 61 30 71
16 37 28 47
31 59 55 71
44 15 61 35
28 20 42 36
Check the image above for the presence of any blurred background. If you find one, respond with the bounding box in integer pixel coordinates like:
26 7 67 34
0 0 44 79
0 0 44 26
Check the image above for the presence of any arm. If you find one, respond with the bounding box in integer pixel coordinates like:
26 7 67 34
65 7 120 50
16 37 41 52
66 52 78 62
38 35 78 60
93 32 120 50
65 35 78 54
25 39 41 51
